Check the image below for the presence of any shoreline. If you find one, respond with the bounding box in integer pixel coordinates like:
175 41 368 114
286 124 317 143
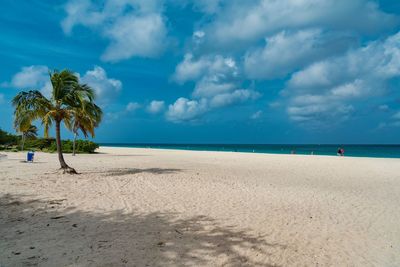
99 145 400 160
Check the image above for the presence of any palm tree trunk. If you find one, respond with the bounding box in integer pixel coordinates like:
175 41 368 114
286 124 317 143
21 134 25 151
72 132 77 156
55 120 77 174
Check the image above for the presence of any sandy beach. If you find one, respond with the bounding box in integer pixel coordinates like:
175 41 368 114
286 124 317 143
1 147 399 266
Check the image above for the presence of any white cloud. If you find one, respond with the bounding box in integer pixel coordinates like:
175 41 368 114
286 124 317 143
166 89 260 123
10 65 48 88
193 78 236 98
209 89 260 108
147 100 165 114
193 30 205 39
62 0 168 62
166 97 208 122
4 65 122 105
173 54 238 84
283 31 400 123
169 53 260 122
61 0 101 34
251 110 262 120
101 14 167 61
287 32 400 93
126 102 141 112
200 0 397 48
173 53 243 100
192 30 206 47
80 66 122 104
5 65 52 97
244 29 354 79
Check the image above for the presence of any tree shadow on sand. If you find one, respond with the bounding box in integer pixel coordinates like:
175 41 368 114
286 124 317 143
106 168 182 176
0 194 285 267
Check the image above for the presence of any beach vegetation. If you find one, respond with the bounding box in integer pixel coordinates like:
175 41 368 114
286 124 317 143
0 128 18 147
18 124 38 151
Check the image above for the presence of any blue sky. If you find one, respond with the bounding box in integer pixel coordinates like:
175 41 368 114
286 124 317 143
1 0 400 144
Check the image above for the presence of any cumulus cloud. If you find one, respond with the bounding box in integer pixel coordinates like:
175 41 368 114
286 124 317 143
101 14 167 61
166 97 208 122
193 78 236 98
4 65 122 105
283 31 400 123
126 102 141 112
4 65 52 97
62 0 168 61
147 100 165 114
9 65 49 88
244 29 355 79
209 89 260 108
169 53 260 122
173 53 238 84
167 0 398 124
80 66 122 104
200 0 398 48
57 0 400 126
166 89 260 123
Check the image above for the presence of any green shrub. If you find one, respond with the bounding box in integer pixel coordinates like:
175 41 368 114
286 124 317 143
0 128 18 145
24 138 55 151
0 129 98 153
48 139 98 153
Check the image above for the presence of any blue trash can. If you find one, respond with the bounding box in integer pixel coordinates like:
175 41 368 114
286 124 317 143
27 151 34 162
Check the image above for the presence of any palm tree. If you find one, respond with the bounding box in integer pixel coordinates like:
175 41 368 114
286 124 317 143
12 70 101 174
18 124 38 151
72 98 102 156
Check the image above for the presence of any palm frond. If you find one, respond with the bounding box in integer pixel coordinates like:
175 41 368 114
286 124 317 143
13 90 52 133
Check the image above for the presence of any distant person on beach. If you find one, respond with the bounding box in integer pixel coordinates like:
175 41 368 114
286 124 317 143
337 147 345 156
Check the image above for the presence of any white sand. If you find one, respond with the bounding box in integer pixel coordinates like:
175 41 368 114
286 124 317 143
0 147 399 266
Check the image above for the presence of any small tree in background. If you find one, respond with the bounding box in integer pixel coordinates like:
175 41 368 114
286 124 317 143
19 124 38 151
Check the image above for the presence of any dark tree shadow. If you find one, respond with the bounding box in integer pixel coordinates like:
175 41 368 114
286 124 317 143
0 194 284 267
106 168 182 176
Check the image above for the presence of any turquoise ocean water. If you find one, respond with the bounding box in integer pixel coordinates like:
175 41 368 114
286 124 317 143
101 144 400 159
